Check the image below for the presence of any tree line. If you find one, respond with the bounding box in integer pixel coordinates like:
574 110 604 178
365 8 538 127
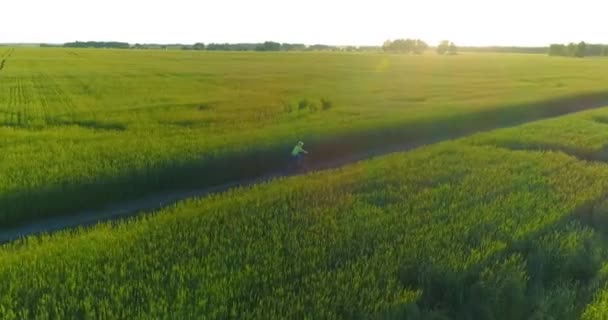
63 41 130 49
187 42 367 52
382 39 428 53
58 39 462 54
436 40 458 55
58 41 380 52
59 39 460 54
459 46 547 54
49 40 608 57
549 42 608 57
382 39 458 55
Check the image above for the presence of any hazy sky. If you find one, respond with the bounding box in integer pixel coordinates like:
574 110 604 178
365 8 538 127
2 0 606 46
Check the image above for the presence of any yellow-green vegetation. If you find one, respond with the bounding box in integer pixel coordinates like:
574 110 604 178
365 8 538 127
5 108 608 318
468 108 608 159
4 48 608 226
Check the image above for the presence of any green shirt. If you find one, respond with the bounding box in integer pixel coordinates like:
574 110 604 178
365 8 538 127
292 145 305 156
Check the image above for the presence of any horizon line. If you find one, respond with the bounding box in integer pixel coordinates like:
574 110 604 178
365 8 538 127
0 41 559 48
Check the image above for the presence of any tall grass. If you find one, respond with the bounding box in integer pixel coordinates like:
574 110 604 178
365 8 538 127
4 49 608 225
3 109 608 317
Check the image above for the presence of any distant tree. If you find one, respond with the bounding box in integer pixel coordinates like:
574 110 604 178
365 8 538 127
548 44 567 56
193 43 205 50
437 40 450 55
256 41 281 51
566 43 577 56
404 39 416 52
413 39 428 54
281 43 307 51
448 42 458 55
64 41 130 49
307 44 336 51
390 39 405 52
382 40 393 52
206 43 258 51
383 38 429 54
460 46 547 54
575 41 587 57
391 39 415 53
587 44 603 56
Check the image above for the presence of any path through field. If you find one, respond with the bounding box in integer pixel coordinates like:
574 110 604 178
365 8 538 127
2 95 608 243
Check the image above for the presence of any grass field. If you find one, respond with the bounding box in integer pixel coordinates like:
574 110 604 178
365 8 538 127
5 48 608 226
4 107 608 318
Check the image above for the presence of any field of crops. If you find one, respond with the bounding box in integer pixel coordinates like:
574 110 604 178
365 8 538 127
5 48 608 226
3 107 608 318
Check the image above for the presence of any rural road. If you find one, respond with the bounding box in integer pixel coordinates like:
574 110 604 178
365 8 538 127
2 94 608 243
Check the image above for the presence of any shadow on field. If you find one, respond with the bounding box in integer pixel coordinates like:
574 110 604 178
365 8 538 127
4 91 608 240
475 139 608 318
53 119 127 131
0 116 126 131
301 90 608 171
383 197 608 318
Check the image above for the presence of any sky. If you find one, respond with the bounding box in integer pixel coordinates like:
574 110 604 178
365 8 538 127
1 0 607 46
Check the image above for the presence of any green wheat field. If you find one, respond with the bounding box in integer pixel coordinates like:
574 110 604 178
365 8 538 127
4 48 608 318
